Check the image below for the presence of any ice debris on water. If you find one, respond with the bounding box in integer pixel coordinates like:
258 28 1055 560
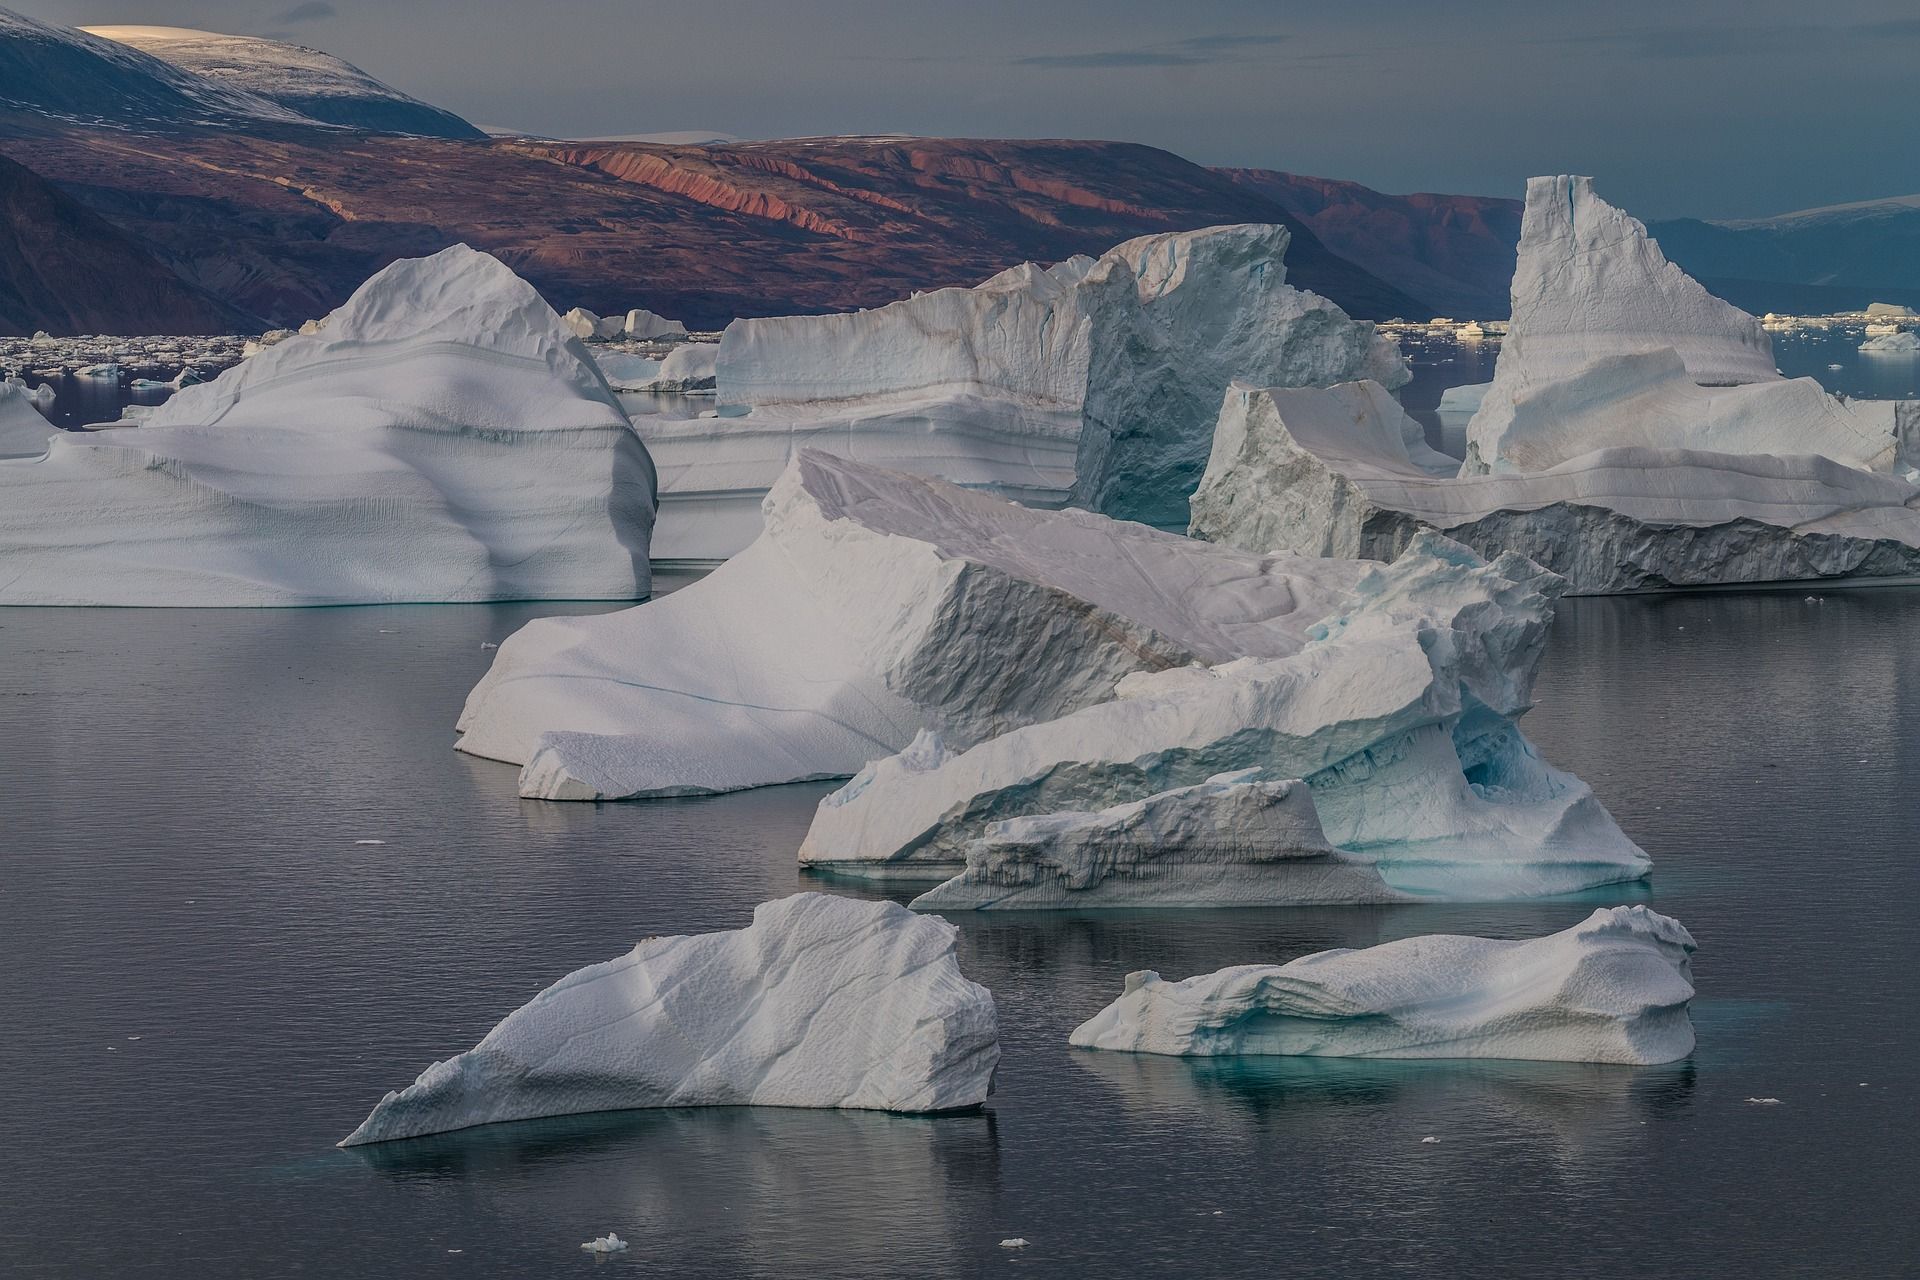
1745 1097 1784 1105
999 1239 1029 1249
581 1233 627 1253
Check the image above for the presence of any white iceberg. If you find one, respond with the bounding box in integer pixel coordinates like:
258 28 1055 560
1860 331 1920 355
909 768 1408 911
581 1234 628 1253
1069 906 1696 1064
640 224 1404 562
623 307 687 339
593 350 665 391
0 245 656 606
802 527 1649 900
562 307 626 341
339 894 998 1146
459 449 1366 799
650 341 718 390
0 380 56 458
1189 380 1920 593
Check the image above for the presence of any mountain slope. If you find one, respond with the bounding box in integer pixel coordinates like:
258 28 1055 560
0 7 316 129
82 26 484 139
1217 168 1521 318
0 151 254 336
1649 196 1920 311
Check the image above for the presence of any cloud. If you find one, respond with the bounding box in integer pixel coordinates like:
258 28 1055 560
1015 31 1289 70
275 1 337 22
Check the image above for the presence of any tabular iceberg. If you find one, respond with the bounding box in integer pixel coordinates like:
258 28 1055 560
1860 331 1920 355
642 224 1405 562
458 448 1370 799
0 380 56 458
802 526 1649 901
908 768 1409 911
1069 906 1696 1064
1189 381 1920 593
340 894 999 1146
0 246 657 606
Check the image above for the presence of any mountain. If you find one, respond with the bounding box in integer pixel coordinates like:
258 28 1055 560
0 7 314 129
1217 169 1521 319
1648 196 1920 314
81 26 484 139
0 123 1432 330
0 151 254 336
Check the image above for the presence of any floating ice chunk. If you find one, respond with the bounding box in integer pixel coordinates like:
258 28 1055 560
1860 331 1920 355
1069 906 1696 1064
561 307 625 341
1189 380 1920 594
623 308 687 339
338 894 998 1146
0 379 56 459
909 770 1407 910
0 246 657 606
1745 1097 1783 1105
592 350 666 391
803 529 1649 899
652 341 717 390
581 1234 628 1253
999 1238 1029 1249
459 450 1372 800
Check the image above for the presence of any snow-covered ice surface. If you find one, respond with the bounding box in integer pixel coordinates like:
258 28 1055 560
1189 381 1920 594
339 894 998 1145
1069 906 1696 1065
640 224 1403 561
802 523 1649 901
458 449 1367 799
1860 331 1920 354
909 769 1409 910
0 245 656 606
0 380 55 458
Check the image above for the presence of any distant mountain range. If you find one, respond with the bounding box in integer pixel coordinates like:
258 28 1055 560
0 6 1914 334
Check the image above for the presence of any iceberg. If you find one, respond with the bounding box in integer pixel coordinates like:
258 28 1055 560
339 894 998 1146
908 768 1409 911
1068 906 1696 1065
458 449 1369 799
1860 331 1920 355
1190 381 1920 593
0 380 56 458
801 526 1649 900
0 246 656 606
561 306 626 341
623 308 687 339
641 224 1404 561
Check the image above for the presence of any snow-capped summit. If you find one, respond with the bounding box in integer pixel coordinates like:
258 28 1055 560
81 25 483 138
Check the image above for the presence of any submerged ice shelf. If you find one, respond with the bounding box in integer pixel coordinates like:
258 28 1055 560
341 894 999 1145
0 245 657 606
1070 906 1697 1064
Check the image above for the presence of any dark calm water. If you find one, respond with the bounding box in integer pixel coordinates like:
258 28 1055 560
2 589 1917 1279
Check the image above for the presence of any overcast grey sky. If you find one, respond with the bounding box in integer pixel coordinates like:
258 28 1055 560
18 0 1920 219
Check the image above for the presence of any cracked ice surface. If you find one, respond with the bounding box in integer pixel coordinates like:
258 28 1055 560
339 894 999 1146
1069 906 1697 1065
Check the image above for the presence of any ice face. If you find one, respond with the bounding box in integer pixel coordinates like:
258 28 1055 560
1069 906 1697 1065
339 894 999 1145
0 245 658 606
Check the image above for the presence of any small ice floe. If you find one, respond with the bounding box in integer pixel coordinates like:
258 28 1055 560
352 839 387 846
1828 363 1845 370
581 1233 627 1253
480 641 498 650
377 629 399 634
1804 595 1823 603
1745 1097 1783 1105
999 1238 1029 1249
1420 1136 1442 1144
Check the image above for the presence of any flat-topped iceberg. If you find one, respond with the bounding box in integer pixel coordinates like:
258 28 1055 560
340 894 998 1146
641 224 1405 561
909 768 1408 911
1069 906 1696 1064
1860 330 1920 355
802 527 1649 900
1190 381 1920 593
458 449 1377 800
0 246 656 606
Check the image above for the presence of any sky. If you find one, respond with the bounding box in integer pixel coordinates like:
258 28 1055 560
17 0 1920 220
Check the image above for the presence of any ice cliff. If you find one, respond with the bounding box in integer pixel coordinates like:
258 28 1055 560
0 246 657 606
1069 906 1696 1065
0 379 55 458
340 894 998 1145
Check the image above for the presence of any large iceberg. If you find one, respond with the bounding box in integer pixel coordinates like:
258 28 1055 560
340 894 998 1146
0 380 56 458
1189 381 1920 593
800 525 1650 901
641 224 1405 562
458 449 1371 799
0 246 656 606
908 768 1409 911
1068 906 1696 1065
1188 176 1920 594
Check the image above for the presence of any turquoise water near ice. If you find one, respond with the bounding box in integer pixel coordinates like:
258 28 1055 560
0 589 1915 1277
